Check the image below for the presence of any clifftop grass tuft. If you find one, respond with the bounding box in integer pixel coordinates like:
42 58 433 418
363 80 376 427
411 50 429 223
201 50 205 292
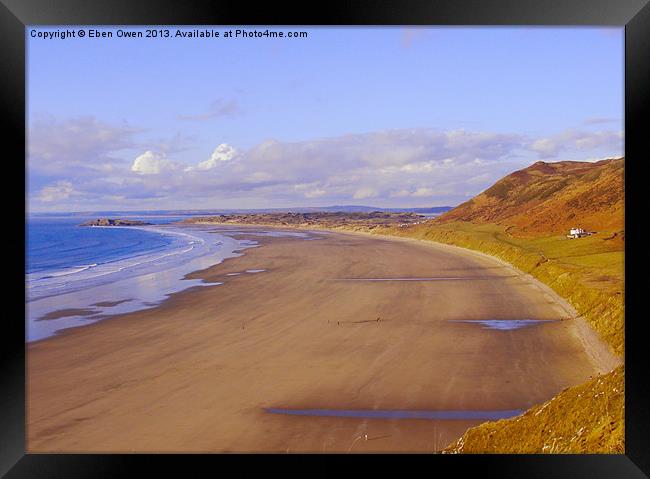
443 365 624 454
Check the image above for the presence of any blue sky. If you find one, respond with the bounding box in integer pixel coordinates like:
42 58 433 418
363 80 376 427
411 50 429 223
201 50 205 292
27 26 624 211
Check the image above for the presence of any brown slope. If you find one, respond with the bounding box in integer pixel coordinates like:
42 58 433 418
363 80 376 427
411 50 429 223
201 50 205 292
443 365 624 454
438 158 624 236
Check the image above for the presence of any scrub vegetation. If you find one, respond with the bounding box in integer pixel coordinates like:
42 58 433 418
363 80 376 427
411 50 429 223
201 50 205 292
443 365 624 454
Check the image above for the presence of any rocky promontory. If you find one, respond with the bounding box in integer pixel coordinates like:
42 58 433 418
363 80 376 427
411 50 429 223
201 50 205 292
80 218 152 227
181 211 429 230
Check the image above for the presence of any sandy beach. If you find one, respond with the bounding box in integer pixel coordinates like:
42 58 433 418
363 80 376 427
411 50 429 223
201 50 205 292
27 227 603 452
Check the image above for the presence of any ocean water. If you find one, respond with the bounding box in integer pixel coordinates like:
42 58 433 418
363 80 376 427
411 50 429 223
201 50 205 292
26 215 262 342
28 216 177 281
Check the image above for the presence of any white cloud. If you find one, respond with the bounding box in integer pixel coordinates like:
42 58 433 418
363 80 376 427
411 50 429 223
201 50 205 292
131 151 175 175
390 187 445 198
389 189 411 198
28 118 625 211
529 129 623 158
466 173 492 185
246 171 274 182
294 182 327 198
305 188 326 198
38 181 76 202
530 138 558 157
28 115 140 176
412 187 436 197
187 143 238 171
353 187 379 199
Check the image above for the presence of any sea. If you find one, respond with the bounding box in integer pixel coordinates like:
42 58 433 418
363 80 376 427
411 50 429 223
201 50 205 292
26 215 265 342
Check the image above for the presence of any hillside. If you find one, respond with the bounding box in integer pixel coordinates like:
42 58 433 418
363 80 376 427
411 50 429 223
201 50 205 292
443 365 624 454
384 158 625 453
439 158 624 236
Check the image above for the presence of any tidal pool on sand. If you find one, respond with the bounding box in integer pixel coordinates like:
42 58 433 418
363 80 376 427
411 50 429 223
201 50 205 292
265 408 523 420
449 319 558 330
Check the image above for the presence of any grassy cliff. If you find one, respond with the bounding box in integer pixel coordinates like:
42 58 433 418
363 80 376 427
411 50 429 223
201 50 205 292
443 365 624 454
382 158 624 453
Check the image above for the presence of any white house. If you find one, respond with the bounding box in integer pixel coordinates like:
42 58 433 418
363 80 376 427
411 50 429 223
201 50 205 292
567 227 593 239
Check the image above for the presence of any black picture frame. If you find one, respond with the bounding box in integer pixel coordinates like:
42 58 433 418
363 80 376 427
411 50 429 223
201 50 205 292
3 0 648 477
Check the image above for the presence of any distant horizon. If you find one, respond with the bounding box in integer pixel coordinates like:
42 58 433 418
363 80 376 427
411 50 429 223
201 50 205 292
28 26 623 212
27 204 455 215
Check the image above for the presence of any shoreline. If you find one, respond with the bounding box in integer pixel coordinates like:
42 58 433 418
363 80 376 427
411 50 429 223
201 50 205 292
25 224 266 342
26 230 272 346
28 225 603 452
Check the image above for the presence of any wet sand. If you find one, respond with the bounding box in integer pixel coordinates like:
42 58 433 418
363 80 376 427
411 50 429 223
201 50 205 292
37 308 99 321
27 227 600 452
